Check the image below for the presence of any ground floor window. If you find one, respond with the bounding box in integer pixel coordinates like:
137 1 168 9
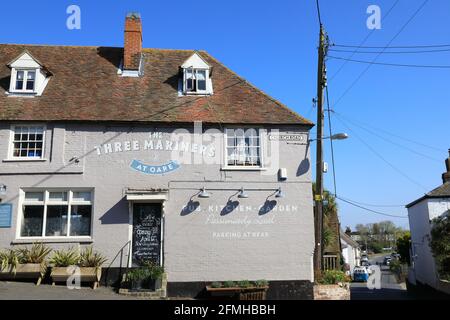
20 189 93 238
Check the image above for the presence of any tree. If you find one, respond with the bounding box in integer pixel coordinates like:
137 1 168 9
430 212 450 280
396 232 411 265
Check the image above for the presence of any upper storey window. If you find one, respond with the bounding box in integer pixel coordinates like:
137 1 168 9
7 51 51 96
181 52 213 95
15 70 36 92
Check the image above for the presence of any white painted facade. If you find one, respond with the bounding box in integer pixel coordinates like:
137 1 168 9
340 232 361 275
408 198 450 289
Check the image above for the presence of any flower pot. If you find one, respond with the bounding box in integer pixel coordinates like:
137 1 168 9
50 266 102 289
206 286 269 300
0 263 44 285
129 277 162 292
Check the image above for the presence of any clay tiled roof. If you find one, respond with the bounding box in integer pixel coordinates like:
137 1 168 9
0 44 312 126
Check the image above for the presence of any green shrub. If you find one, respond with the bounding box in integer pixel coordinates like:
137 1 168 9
317 270 350 284
141 260 164 280
222 280 236 288
79 246 107 269
0 249 19 273
50 248 80 267
211 282 222 288
126 268 149 282
254 279 269 287
16 242 52 264
430 213 450 281
237 280 252 288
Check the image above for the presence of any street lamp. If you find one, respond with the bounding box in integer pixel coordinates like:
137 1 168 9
309 132 349 142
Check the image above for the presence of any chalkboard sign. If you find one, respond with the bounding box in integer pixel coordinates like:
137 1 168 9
0 204 12 228
132 203 162 266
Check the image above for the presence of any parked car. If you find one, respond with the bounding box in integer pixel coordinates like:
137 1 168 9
383 256 392 266
361 256 369 263
353 267 370 282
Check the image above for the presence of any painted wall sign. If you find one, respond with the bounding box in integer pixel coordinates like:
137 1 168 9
130 159 180 175
0 203 12 228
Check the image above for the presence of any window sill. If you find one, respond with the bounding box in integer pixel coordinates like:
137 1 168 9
3 158 47 163
12 237 93 244
221 166 267 171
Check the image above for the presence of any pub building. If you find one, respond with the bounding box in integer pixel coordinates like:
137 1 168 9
0 13 315 299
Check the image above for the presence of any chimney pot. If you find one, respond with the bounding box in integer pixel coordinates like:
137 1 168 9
124 12 142 71
442 149 450 184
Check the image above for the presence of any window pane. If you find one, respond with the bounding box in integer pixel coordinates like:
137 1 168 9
49 192 68 202
45 206 68 237
25 192 44 202
13 126 44 158
21 206 44 237
70 205 92 236
27 71 35 80
72 192 91 202
198 80 206 91
15 71 24 90
26 79 35 90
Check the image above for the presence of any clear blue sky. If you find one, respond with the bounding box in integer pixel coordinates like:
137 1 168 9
1 0 449 229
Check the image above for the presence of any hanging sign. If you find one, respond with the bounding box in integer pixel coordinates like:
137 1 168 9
0 203 12 228
130 160 180 175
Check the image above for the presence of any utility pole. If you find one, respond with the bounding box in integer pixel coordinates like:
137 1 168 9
313 24 326 276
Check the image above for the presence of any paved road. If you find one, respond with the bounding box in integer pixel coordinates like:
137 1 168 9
351 254 413 300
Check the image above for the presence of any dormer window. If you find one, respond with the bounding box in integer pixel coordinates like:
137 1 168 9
15 70 36 92
180 52 213 95
7 51 51 96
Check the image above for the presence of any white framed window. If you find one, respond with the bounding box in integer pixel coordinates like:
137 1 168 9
184 68 207 94
9 125 45 159
12 69 37 93
225 128 262 167
18 189 93 239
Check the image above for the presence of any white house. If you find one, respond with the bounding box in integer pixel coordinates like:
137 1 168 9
406 150 450 295
340 230 361 275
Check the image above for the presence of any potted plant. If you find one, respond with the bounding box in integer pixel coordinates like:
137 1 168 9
126 268 150 291
15 242 52 285
50 246 107 289
0 249 19 275
125 261 165 291
206 280 269 300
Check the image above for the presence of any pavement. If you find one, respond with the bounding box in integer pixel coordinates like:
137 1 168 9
350 254 412 300
0 281 141 300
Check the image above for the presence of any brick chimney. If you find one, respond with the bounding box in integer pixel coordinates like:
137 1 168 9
443 149 450 184
124 13 142 71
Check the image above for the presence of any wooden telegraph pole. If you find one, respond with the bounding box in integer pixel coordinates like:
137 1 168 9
313 24 326 276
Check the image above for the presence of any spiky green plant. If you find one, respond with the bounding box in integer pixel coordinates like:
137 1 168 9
50 248 80 267
16 242 52 276
17 242 52 264
79 246 107 270
0 249 19 274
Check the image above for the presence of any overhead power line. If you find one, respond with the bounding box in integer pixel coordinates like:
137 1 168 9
333 43 450 49
337 195 405 208
331 0 430 109
316 0 322 25
336 196 408 218
334 113 442 162
328 0 401 81
334 116 429 192
325 86 337 196
329 48 450 54
328 55 450 69
331 112 445 153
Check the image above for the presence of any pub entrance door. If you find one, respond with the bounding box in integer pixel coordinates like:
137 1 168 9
131 203 162 267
